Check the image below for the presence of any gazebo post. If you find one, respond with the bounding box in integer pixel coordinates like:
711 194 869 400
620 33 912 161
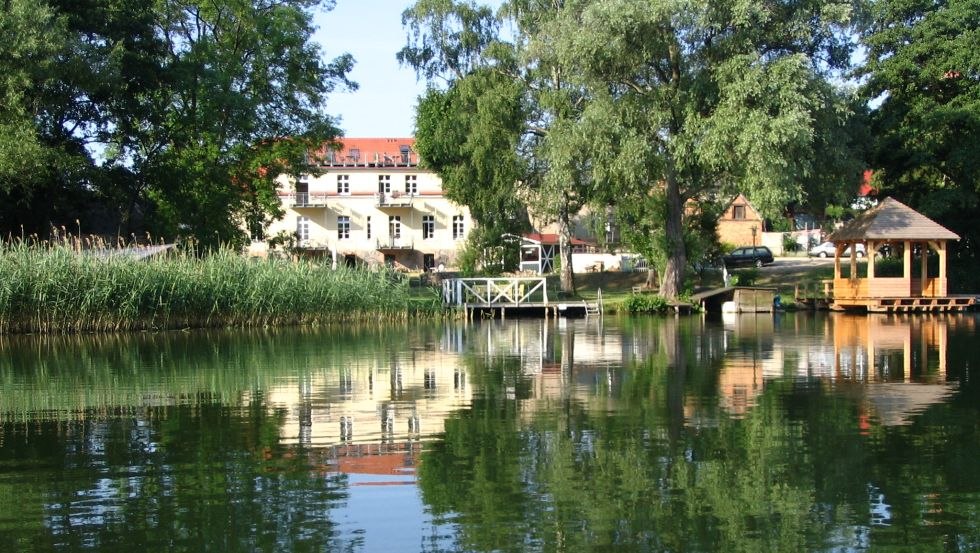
833 245 842 279
920 242 928 295
939 241 948 296
849 242 857 280
867 240 876 280
903 240 912 284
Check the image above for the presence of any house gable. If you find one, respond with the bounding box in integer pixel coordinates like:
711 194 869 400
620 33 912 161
717 194 765 247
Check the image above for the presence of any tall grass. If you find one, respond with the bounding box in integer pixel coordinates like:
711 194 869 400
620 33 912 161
0 241 438 333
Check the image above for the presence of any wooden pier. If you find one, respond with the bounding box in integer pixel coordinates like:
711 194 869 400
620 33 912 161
691 286 776 313
441 277 602 319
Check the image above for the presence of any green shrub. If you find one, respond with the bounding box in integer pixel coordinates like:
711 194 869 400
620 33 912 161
729 268 759 286
623 293 669 314
782 233 800 253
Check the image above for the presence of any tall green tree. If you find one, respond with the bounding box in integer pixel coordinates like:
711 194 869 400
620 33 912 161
402 0 604 293
403 0 864 297
550 0 864 297
0 0 353 248
103 0 354 248
0 0 102 235
861 0 980 286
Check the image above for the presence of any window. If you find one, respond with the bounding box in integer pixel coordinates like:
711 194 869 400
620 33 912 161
399 145 411 164
405 175 417 195
423 253 435 271
452 215 465 240
389 215 401 239
337 215 350 239
366 216 372 239
422 215 434 239
349 148 360 162
379 174 391 194
296 216 310 242
337 174 349 195
733 205 746 220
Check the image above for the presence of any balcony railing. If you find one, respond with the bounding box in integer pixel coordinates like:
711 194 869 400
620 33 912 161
291 192 331 207
376 192 415 208
318 151 419 167
376 238 415 250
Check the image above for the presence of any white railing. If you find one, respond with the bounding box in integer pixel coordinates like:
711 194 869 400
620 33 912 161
442 277 548 306
376 238 414 250
377 192 415 208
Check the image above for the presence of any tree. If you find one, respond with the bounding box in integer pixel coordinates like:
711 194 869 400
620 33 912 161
542 0 865 297
0 0 103 235
402 0 605 293
102 0 354 248
0 0 353 248
861 0 980 287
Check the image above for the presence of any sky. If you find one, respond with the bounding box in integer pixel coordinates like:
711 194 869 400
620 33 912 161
313 1 427 138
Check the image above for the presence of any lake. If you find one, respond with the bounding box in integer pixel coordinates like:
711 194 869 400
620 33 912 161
1 313 978 551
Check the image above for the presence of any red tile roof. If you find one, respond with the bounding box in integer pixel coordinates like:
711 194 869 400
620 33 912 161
314 137 417 165
859 170 877 197
524 233 594 246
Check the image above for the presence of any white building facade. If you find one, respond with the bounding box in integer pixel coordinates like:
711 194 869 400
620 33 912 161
257 138 473 270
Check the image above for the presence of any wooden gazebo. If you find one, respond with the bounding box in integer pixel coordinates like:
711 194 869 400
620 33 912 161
825 197 974 312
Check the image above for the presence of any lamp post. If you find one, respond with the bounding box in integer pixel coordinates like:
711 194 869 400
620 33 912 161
751 225 758 246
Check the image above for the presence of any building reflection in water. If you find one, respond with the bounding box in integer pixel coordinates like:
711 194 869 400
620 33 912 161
263 314 970 477
715 313 972 425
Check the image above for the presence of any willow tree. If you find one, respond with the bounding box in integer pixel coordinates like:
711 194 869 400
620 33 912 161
541 0 864 297
402 0 604 293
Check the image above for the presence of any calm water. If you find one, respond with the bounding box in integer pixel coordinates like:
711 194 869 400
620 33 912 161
0 313 978 552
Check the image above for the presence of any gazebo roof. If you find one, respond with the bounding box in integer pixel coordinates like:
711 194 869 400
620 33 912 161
828 197 959 242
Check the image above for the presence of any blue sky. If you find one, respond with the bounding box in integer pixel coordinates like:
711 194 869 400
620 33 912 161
313 1 427 138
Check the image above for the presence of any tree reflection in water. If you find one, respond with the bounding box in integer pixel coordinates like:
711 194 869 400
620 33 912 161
419 315 980 552
0 316 978 551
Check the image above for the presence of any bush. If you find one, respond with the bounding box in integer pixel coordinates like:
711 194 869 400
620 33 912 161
623 293 669 314
729 268 759 286
782 233 800 253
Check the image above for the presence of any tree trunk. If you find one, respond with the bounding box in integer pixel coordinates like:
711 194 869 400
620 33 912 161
558 207 575 294
645 266 659 289
660 170 686 299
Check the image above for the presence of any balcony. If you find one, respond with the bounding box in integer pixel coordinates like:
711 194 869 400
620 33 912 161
292 192 330 207
376 192 415 209
376 238 415 251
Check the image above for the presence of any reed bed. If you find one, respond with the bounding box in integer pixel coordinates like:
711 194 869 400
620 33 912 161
0 241 438 333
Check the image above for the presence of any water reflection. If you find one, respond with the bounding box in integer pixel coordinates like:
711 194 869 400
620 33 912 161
0 315 978 551
714 314 966 424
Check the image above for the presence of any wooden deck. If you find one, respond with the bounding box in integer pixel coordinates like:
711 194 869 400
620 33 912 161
794 280 976 312
441 277 602 319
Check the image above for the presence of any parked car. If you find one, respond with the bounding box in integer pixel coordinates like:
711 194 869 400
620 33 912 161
808 241 866 258
723 246 774 268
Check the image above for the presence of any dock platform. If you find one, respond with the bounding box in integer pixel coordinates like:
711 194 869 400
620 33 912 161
441 277 602 319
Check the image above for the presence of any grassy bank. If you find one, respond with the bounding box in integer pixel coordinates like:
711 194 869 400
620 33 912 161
0 243 439 333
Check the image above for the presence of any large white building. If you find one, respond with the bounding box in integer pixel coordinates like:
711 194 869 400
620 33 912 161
256 138 473 270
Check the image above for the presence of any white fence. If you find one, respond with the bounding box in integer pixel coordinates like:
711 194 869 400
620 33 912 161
442 277 549 306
